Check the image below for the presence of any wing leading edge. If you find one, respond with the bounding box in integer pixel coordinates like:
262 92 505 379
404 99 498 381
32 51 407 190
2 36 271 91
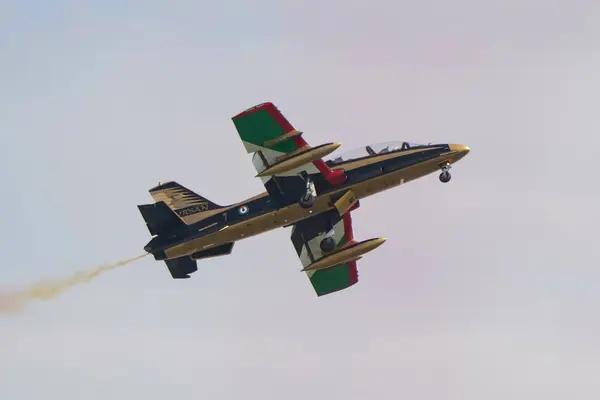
290 209 359 296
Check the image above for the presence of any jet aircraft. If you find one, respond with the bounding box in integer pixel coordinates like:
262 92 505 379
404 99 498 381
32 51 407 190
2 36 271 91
138 102 470 296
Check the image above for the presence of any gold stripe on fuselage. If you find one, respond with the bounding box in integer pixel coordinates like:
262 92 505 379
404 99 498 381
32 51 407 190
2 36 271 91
163 147 464 259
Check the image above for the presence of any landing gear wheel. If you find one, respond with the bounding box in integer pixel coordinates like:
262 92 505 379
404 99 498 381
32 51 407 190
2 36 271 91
320 236 336 253
299 172 316 208
439 162 452 183
439 171 451 183
299 193 315 208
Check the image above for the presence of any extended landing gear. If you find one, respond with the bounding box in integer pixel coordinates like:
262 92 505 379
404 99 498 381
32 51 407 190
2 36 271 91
320 236 336 253
439 162 452 183
320 225 336 253
299 192 315 208
299 172 317 209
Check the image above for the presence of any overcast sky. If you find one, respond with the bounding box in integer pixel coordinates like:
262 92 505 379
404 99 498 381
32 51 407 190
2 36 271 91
1 1 599 398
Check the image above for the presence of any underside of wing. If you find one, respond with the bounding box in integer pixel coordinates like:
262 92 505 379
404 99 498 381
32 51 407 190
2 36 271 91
231 102 345 205
290 210 359 296
232 102 302 155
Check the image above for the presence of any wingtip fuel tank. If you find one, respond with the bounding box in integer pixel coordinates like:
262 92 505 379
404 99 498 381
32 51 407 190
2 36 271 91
302 237 386 272
256 142 341 177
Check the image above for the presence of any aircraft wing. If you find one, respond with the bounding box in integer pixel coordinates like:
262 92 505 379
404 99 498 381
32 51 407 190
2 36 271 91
231 102 345 206
290 209 359 296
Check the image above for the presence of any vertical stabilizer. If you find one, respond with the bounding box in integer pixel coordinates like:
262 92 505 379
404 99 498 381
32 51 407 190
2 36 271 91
149 181 223 224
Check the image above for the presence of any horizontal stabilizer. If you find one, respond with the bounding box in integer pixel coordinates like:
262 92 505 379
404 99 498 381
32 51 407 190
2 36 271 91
164 256 197 279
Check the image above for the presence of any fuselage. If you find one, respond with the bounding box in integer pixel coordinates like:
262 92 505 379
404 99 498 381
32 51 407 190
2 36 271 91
147 143 469 260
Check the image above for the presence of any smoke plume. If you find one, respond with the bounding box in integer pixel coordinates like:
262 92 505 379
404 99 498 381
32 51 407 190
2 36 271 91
0 253 147 316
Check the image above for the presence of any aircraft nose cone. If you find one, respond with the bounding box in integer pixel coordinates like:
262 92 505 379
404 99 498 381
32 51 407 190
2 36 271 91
449 144 470 154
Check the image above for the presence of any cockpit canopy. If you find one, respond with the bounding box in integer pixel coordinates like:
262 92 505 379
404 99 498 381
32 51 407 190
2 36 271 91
326 141 426 165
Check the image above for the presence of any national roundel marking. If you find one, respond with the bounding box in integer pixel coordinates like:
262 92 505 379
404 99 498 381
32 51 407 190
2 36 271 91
238 205 249 215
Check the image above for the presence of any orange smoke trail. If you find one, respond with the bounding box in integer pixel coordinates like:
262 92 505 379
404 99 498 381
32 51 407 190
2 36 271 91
0 253 148 316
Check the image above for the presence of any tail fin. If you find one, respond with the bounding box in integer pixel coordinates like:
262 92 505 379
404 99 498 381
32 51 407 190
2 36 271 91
138 201 187 236
149 181 223 223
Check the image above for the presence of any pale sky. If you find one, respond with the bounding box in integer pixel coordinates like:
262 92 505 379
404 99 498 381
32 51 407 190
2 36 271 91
1 1 599 398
